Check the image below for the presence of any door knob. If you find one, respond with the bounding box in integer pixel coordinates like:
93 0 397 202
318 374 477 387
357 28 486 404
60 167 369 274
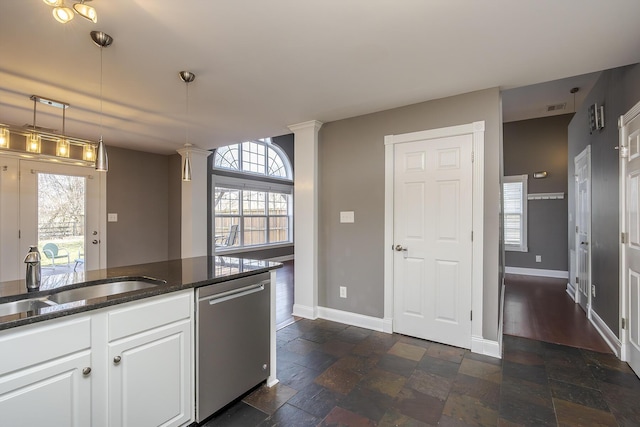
581 241 589 246
113 356 121 365
395 245 407 252
92 239 99 244
82 367 91 376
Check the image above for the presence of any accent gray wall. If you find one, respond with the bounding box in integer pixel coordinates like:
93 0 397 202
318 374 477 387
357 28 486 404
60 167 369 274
106 146 169 267
168 153 182 260
504 114 571 271
568 63 640 336
319 88 502 340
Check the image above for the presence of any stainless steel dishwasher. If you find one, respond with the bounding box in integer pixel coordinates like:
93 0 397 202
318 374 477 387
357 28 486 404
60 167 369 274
195 272 271 422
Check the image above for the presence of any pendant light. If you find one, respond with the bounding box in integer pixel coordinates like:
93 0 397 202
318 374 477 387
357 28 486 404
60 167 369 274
56 103 70 157
73 0 97 23
26 97 41 153
179 71 195 182
90 30 112 172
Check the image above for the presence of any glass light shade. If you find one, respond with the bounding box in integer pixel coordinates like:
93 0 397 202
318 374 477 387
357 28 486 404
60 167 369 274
0 128 9 148
42 0 63 6
95 137 108 171
53 5 74 23
73 2 97 23
182 154 192 181
56 138 70 158
83 144 95 161
26 133 42 153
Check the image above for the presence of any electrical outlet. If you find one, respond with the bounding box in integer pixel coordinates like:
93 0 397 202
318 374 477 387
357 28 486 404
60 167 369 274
339 286 347 298
535 255 542 263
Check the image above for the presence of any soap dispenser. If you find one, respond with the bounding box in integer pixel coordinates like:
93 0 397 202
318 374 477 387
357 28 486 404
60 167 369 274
24 245 41 292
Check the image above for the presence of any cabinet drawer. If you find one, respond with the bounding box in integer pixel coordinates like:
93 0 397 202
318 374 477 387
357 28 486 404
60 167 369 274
108 291 192 342
0 316 91 375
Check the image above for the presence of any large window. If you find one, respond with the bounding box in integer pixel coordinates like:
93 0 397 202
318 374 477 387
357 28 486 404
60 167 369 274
503 174 528 252
212 138 293 252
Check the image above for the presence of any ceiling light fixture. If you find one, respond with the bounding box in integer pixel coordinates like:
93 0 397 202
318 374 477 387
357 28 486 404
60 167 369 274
91 30 112 172
56 102 71 158
52 2 75 23
44 0 98 24
179 71 196 182
73 0 97 23
26 97 42 153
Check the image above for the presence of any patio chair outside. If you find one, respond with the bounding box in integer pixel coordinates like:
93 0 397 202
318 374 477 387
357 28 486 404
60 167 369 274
215 224 239 248
42 243 70 269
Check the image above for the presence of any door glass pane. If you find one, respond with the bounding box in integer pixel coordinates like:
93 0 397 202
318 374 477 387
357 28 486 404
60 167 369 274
37 173 85 276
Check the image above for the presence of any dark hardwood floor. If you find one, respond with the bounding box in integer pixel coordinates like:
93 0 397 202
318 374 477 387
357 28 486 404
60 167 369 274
503 274 611 353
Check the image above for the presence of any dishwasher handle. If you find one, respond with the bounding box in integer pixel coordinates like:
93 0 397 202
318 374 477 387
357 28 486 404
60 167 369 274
203 281 267 305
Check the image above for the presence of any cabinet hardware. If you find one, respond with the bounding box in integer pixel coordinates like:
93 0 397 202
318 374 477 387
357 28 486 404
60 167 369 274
114 355 121 365
82 367 91 376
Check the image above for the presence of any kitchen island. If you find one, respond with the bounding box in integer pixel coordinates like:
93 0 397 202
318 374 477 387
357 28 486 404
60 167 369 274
0 256 281 427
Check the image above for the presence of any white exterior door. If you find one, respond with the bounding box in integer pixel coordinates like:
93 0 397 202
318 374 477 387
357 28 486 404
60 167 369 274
621 102 640 377
575 147 591 312
392 133 473 349
18 160 105 275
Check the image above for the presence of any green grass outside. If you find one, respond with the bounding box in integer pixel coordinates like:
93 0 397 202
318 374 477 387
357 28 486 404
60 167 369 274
38 237 84 267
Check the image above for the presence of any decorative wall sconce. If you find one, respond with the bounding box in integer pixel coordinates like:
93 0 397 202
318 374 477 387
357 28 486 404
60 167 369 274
589 103 605 132
533 171 548 179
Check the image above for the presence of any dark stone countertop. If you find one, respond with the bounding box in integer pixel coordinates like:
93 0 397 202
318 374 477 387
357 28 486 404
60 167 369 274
0 256 281 331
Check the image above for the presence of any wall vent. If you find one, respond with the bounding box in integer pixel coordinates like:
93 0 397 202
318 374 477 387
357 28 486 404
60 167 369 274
546 103 567 112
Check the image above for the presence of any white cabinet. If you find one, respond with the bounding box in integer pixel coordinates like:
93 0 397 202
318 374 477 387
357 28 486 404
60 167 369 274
0 290 194 427
106 291 193 427
0 317 92 427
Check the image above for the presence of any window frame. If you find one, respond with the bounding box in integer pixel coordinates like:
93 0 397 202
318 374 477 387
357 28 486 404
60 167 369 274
213 138 293 181
503 174 528 252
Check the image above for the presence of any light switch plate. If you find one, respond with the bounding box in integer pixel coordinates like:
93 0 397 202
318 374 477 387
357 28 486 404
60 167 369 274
107 213 118 222
340 211 355 223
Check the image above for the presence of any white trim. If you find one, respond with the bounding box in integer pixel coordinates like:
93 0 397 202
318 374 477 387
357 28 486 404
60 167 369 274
498 280 505 358
317 307 387 332
503 174 528 252
292 303 318 320
574 145 592 311
504 267 569 279
566 281 577 302
384 121 485 351
471 336 501 359
265 254 294 262
589 308 622 358
267 269 279 387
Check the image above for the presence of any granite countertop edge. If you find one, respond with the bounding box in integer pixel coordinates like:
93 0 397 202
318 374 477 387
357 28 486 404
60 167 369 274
0 257 282 331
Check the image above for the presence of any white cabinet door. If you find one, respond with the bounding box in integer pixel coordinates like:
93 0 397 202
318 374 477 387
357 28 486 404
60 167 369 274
108 320 192 427
0 351 92 427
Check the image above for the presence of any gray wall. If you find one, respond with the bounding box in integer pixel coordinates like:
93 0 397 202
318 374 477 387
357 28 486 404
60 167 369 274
106 146 170 267
168 153 182 260
568 63 640 336
319 88 502 340
504 114 571 271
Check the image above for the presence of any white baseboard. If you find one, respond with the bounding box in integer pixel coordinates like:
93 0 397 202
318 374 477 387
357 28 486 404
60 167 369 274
317 306 387 332
589 309 622 357
505 267 569 279
498 280 505 356
382 317 393 334
292 304 317 319
471 336 501 359
566 281 577 302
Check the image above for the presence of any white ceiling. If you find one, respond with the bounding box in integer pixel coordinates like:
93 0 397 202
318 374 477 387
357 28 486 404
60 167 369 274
1 1 639 155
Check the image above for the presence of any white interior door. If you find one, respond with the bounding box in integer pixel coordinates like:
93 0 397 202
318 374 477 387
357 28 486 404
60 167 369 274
19 160 105 275
622 104 640 377
575 146 591 312
392 133 473 349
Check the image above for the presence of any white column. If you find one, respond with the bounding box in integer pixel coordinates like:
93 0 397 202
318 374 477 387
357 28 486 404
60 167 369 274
288 120 323 319
177 146 211 258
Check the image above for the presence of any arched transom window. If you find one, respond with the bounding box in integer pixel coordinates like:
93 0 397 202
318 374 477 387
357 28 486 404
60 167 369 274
213 138 292 180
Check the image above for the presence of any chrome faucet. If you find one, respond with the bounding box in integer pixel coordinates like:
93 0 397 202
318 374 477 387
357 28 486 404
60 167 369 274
24 245 41 292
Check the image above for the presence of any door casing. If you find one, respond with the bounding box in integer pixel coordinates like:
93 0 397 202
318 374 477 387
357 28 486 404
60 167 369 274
384 121 489 355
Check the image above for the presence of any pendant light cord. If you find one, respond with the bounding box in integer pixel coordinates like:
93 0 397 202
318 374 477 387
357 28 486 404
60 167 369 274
185 81 189 145
100 46 104 135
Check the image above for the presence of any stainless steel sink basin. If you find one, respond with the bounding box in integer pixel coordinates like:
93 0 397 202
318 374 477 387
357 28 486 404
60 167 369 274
47 280 163 304
0 298 55 317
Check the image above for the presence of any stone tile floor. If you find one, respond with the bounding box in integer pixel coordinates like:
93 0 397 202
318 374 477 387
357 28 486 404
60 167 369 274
203 318 640 426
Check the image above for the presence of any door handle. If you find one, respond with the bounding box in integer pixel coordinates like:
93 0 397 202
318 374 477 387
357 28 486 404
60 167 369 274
394 245 407 252
581 241 588 246
92 239 99 244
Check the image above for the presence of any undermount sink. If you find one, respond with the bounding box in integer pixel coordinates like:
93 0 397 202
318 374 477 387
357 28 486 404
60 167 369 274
0 298 56 317
47 280 163 304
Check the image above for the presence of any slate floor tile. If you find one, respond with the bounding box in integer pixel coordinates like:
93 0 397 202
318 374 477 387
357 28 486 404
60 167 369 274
339 384 395 422
314 364 363 395
204 401 269 427
377 353 419 377
284 338 321 355
458 358 502 384
590 363 640 390
378 408 432 426
499 375 553 408
549 379 610 411
502 360 548 385
388 341 427 361
276 360 320 391
258 403 320 427
442 392 499 427
242 383 298 415
599 381 640 425
333 354 379 376
451 374 500 409
336 326 373 343
425 342 466 363
287 383 343 419
394 387 445 425
318 406 376 427
397 334 432 349
405 369 453 400
321 339 356 357
498 394 556 426
360 367 408 397
553 398 618 426
503 349 545 366
417 355 461 379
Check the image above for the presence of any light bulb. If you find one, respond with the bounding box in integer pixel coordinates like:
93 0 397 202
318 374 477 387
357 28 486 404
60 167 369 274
53 5 74 23
0 128 9 148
